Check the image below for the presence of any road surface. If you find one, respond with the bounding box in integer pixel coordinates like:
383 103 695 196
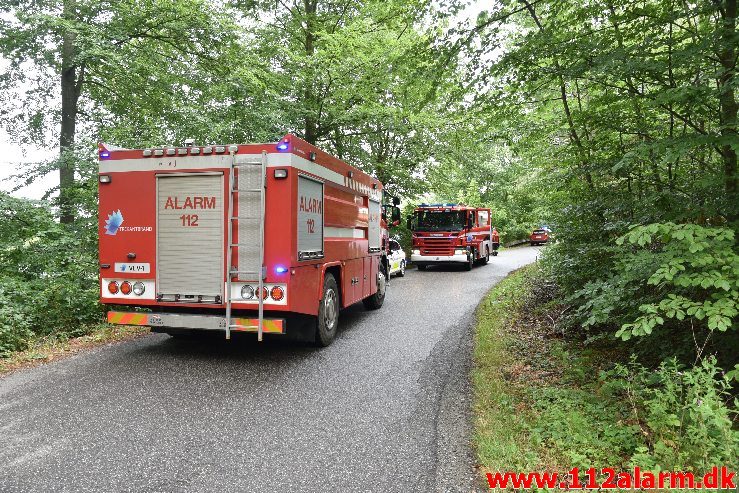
0 246 539 493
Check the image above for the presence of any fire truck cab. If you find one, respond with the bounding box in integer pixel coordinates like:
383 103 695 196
408 203 493 271
98 134 398 346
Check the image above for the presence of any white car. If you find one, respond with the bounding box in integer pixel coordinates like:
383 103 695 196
388 239 406 277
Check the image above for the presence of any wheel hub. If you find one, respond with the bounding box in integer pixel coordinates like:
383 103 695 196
324 289 338 330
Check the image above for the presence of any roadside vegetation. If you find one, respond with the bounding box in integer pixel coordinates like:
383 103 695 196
474 265 738 483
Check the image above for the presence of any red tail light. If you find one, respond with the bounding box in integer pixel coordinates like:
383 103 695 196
107 281 119 294
270 286 284 301
120 281 132 295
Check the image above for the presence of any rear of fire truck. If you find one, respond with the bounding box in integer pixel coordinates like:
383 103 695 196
98 135 396 346
408 204 493 271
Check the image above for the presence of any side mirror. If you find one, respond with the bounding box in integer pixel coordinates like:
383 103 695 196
406 215 414 231
391 206 401 224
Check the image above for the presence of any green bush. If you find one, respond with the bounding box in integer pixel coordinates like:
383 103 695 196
603 357 739 471
0 193 103 355
567 223 737 357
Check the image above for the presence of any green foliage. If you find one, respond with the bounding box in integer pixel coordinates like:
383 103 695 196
475 265 738 475
603 357 739 471
527 385 640 469
0 193 102 356
616 224 738 340
567 222 737 357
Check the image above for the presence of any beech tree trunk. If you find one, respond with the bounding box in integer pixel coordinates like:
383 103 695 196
59 0 81 224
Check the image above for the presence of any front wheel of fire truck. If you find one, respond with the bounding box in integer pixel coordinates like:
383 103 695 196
464 251 474 271
362 261 387 310
316 274 340 347
480 247 490 265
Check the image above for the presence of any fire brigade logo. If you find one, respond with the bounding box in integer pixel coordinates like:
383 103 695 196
105 210 124 235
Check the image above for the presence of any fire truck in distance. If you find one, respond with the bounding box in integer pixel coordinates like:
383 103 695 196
98 134 400 346
408 203 493 271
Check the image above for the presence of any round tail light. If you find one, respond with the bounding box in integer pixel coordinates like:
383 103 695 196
107 281 119 294
262 287 269 300
270 286 284 301
120 281 132 295
132 282 145 296
241 285 255 300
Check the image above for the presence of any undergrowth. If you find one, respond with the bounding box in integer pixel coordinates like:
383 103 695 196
473 264 739 489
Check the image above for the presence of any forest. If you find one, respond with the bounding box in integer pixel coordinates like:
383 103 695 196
1 0 737 473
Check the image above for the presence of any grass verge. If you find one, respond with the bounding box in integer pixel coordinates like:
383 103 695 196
472 263 639 488
0 324 149 377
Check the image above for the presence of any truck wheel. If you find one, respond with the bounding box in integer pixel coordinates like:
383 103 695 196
397 260 406 277
363 262 387 310
481 247 490 264
464 252 473 271
315 273 339 347
417 264 427 271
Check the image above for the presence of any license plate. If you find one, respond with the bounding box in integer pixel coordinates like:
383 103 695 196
114 262 151 273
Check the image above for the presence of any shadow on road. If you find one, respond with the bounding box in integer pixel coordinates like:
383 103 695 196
126 301 375 364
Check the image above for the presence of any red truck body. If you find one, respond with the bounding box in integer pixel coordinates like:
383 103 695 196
98 134 391 343
409 203 493 270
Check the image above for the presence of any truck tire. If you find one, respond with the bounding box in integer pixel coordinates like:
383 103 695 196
464 252 474 271
416 263 427 271
315 273 340 347
363 262 387 310
481 247 490 264
397 260 406 277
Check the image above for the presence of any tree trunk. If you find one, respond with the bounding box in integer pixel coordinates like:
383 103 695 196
717 0 737 219
59 0 81 224
303 0 318 144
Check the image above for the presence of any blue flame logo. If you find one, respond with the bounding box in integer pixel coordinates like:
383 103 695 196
105 210 124 235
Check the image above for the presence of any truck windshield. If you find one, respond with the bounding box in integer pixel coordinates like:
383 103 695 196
414 210 466 231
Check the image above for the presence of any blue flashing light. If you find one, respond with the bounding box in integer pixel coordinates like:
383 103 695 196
276 141 289 151
275 266 288 274
99 151 110 159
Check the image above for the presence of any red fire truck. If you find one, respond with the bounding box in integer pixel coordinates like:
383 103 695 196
98 134 399 346
408 203 493 271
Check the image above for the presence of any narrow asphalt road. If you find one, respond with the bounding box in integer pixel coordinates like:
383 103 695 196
0 246 539 493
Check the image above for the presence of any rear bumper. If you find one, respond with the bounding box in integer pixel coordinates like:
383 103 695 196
107 311 285 334
411 253 468 264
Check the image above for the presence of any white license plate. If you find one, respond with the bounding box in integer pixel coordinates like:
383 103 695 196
114 262 151 273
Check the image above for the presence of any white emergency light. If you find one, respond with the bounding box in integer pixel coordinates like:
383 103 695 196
99 175 111 183
274 169 288 179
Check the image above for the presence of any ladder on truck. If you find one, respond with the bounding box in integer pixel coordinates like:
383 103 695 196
225 149 267 341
